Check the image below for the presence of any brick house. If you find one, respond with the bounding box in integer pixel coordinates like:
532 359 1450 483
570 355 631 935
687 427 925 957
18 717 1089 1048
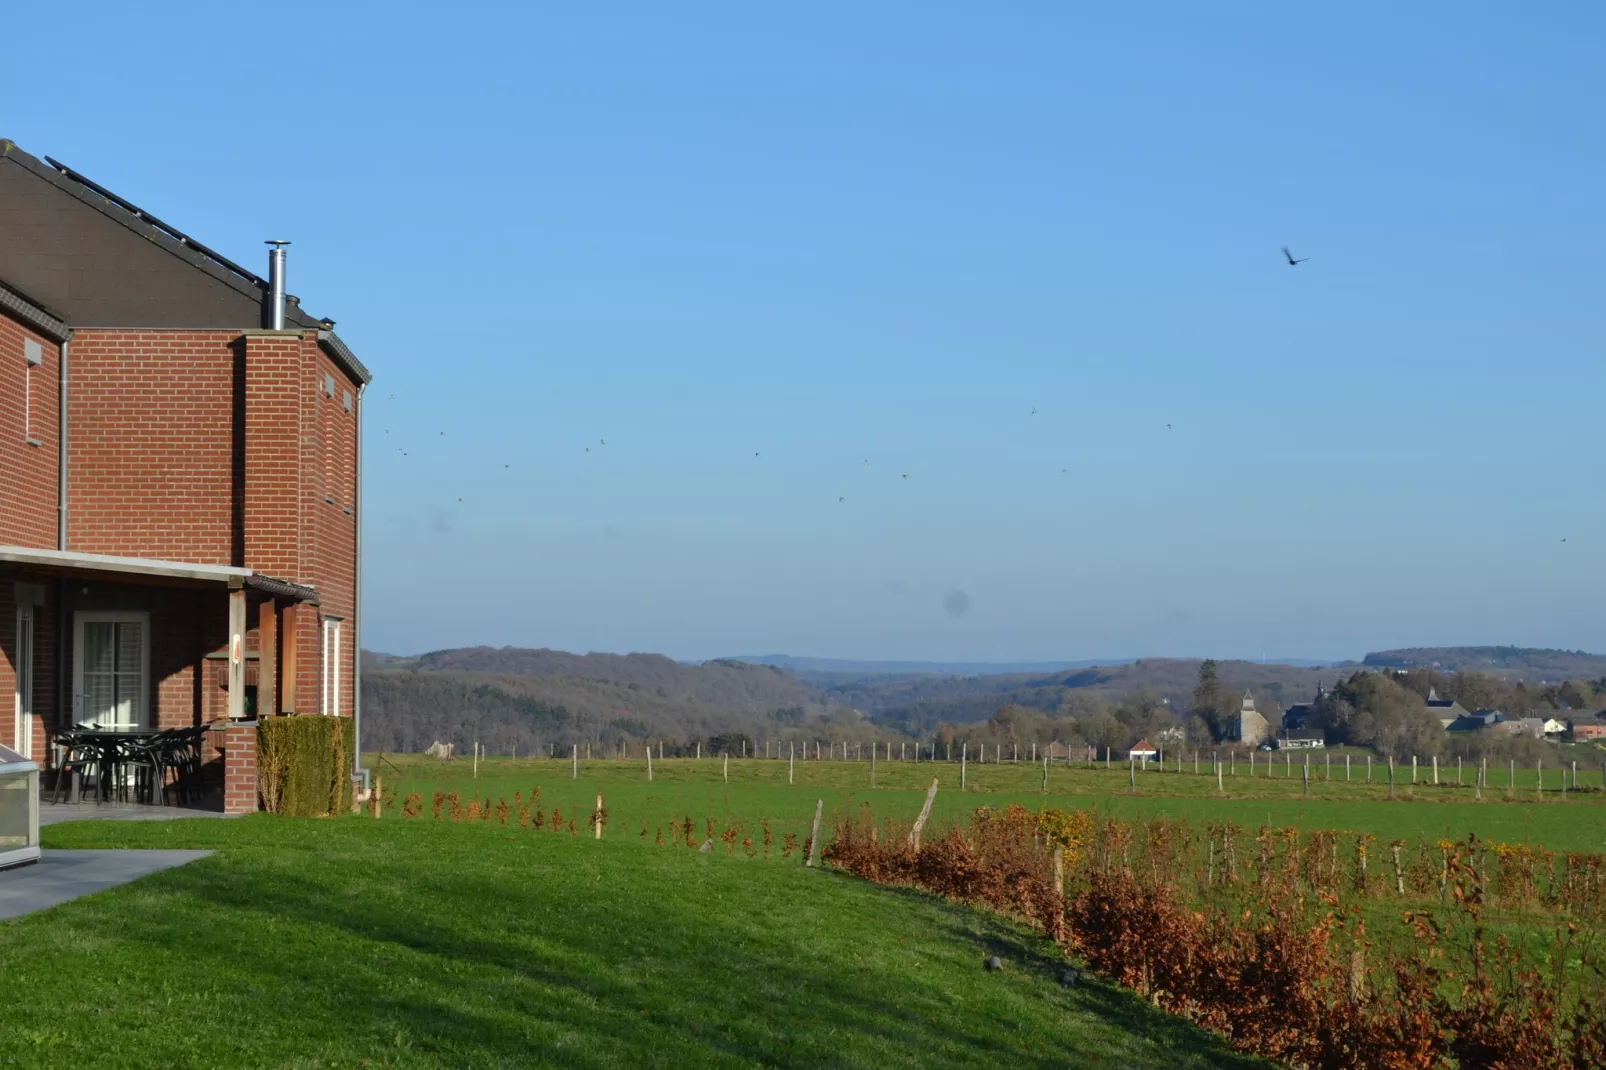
0 141 370 812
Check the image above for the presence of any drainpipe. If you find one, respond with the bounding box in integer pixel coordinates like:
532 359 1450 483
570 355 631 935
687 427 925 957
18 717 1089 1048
353 380 369 796
56 336 69 733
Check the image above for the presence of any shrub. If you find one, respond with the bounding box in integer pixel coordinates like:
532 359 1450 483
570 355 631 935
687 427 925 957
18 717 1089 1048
257 716 355 817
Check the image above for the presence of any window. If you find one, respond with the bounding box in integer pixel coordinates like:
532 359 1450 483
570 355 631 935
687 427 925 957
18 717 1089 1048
14 606 33 757
323 373 335 398
320 617 343 717
73 612 148 729
22 339 42 447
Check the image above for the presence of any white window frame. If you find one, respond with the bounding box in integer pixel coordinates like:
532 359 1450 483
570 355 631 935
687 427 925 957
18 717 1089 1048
321 616 344 717
14 605 33 757
72 611 150 730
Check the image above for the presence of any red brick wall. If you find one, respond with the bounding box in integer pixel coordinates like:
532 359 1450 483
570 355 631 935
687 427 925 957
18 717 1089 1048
67 329 237 563
55 327 360 726
220 721 258 814
0 310 59 548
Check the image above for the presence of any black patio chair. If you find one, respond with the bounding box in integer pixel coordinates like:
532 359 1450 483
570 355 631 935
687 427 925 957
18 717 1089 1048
50 733 101 805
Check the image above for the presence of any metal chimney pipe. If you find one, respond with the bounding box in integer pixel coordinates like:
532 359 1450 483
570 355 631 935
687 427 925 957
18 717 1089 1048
265 240 291 329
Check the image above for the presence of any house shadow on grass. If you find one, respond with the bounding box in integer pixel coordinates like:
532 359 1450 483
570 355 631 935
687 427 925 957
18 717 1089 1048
12 825 1268 1069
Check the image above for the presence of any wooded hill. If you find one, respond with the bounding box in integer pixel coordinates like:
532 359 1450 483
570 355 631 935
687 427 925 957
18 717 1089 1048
1362 647 1606 683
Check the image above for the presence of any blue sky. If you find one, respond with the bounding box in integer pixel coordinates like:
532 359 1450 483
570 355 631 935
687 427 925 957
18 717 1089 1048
6 4 1604 662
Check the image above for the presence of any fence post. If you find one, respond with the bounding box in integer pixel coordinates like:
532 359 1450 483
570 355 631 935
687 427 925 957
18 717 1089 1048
696 742 701 760
1388 755 1395 798
961 743 968 790
910 778 939 849
372 775 383 819
1432 755 1438 786
870 744 877 788
646 746 653 782
724 753 729 784
805 799 824 867
789 742 795 784
1509 759 1515 796
1537 759 1542 799
1411 755 1417 784
1325 753 1331 780
473 742 479 779
594 793 604 840
1216 758 1224 795
1303 760 1309 797
572 744 578 780
1367 755 1371 782
1129 758 1136 792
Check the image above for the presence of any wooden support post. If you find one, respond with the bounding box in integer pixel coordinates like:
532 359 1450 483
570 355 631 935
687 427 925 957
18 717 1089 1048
571 744 577 779
870 744 876 788
595 794 604 839
372 775 382 819
805 799 824 867
723 753 729 784
789 742 795 784
226 586 247 721
474 742 480 778
1367 755 1371 782
909 778 939 849
1432 755 1438 785
960 743 968 790
1129 758 1136 792
1346 754 1350 781
1302 760 1309 797
1216 759 1224 794
646 746 653 782
1041 754 1048 794
1388 755 1395 797
1325 753 1330 780
1052 844 1065 898
1411 755 1417 784
279 603 298 712
256 598 278 722
1537 759 1543 798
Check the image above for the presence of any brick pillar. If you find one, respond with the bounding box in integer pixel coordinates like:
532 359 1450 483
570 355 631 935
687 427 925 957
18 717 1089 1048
221 721 260 814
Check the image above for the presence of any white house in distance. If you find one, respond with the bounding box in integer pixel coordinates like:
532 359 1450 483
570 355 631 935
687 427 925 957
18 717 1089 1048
1226 691 1270 747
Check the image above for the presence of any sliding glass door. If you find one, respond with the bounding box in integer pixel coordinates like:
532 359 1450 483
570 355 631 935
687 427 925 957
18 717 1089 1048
74 612 148 729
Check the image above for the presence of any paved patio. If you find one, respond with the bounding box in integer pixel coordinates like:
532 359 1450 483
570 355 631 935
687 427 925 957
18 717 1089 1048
38 796 232 827
0 850 214 920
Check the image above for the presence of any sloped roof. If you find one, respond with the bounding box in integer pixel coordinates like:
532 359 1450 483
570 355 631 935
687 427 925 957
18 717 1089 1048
0 139 368 384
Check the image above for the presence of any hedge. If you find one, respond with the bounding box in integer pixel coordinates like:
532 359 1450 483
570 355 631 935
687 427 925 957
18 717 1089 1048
258 716 355 817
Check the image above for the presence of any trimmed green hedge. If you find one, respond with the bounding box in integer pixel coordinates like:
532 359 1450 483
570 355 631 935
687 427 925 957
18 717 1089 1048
258 716 355 817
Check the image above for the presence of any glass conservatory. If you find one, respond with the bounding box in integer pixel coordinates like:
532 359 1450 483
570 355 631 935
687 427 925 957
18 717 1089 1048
0 744 40 870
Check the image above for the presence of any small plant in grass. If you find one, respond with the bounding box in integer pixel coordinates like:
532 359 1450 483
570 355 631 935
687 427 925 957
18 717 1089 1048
402 793 422 819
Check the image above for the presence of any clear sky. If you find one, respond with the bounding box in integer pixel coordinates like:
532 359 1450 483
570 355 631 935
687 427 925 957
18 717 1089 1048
6 4 1604 663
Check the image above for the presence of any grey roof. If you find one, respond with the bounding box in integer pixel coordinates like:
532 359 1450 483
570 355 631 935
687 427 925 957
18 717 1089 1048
0 140 369 385
0 281 70 341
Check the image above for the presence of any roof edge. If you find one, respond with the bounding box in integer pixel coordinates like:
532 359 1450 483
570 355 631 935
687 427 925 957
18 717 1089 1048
318 329 372 385
0 280 72 342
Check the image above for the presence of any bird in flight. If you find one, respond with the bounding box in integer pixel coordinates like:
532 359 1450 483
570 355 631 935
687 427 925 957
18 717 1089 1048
456 497 463 503
901 473 909 480
1282 247 1310 266
600 439 606 446
862 460 871 467
1030 406 1038 416
754 452 761 457
398 449 407 457
387 393 396 400
1167 423 1173 430
1561 538 1568 543
838 497 845 503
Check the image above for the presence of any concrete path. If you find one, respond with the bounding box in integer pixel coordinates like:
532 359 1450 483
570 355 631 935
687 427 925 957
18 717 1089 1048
0 850 213 920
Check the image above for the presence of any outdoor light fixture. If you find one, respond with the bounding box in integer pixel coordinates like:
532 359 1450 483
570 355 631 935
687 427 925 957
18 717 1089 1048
0 743 40 870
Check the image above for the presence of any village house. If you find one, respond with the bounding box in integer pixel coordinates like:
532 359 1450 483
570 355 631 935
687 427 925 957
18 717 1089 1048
0 141 369 813
1572 712 1606 742
1425 688 1470 729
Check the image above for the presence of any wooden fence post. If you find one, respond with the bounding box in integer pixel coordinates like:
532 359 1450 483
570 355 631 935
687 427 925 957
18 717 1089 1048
1302 760 1309 797
647 746 653 782
909 778 939 849
473 742 479 779
1388 755 1395 798
870 744 877 788
805 800 824 867
789 742 795 784
1432 755 1438 785
961 743 968 790
724 753 729 784
1041 754 1049 794
571 744 578 780
1053 843 1065 898
372 775 383 819
1129 758 1136 792
595 794 604 840
1216 758 1224 794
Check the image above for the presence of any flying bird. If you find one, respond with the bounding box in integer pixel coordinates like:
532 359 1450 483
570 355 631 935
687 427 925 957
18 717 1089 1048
754 452 760 457
901 473 909 480
398 449 407 456
838 497 845 503
600 439 606 446
1030 406 1038 416
387 393 396 400
1167 423 1173 430
1282 247 1310 266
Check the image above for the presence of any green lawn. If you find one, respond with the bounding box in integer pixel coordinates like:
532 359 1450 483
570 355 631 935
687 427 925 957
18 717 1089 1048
373 754 1606 855
5 816 1264 1069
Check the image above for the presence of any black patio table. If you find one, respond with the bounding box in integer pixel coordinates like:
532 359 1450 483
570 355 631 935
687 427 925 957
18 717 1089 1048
58 728 161 805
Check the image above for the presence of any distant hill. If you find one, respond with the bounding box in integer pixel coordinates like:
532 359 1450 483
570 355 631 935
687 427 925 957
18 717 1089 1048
840 658 1356 734
366 646 819 712
1362 647 1606 683
728 654 1130 678
359 671 801 756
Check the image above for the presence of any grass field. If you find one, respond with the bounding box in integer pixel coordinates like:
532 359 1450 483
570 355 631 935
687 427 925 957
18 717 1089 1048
5 816 1265 1069
369 752 1606 855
